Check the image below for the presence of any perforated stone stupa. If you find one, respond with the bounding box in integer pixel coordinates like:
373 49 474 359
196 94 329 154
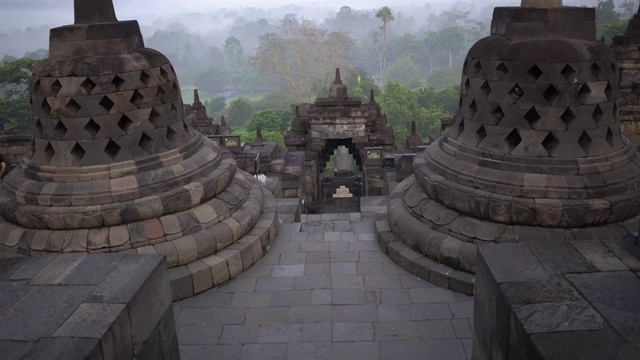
384 0 640 279
0 0 278 300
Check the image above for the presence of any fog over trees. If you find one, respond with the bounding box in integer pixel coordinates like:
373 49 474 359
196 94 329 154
1 0 638 143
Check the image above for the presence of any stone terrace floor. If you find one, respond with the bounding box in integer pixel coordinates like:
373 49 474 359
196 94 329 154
173 198 474 360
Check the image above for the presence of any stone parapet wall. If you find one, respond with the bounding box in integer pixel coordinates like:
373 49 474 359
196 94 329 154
0 253 179 359
474 241 640 360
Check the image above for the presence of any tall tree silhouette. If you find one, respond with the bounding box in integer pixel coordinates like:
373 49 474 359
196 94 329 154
376 6 394 76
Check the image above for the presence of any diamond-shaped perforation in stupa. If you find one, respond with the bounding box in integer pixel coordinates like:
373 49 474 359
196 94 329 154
84 118 101 138
80 77 96 95
561 107 576 128
561 64 576 81
527 65 543 81
492 105 505 124
509 83 524 103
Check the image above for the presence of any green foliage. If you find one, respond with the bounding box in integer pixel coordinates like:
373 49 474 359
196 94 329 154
416 86 459 115
205 97 226 114
344 68 381 102
601 21 629 43
223 36 244 67
250 90 296 112
379 81 446 144
193 66 229 95
427 67 461 90
385 55 421 88
0 57 40 132
246 108 292 133
226 98 254 127
234 128 284 147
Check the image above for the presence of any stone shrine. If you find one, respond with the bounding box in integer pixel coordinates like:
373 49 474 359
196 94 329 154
285 69 395 211
0 0 278 301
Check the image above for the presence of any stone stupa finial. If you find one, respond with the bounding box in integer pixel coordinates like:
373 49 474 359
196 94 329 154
255 126 264 143
193 89 202 105
74 0 118 24
369 89 376 103
329 68 348 99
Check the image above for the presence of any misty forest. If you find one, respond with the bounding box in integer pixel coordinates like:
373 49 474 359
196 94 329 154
1 0 638 144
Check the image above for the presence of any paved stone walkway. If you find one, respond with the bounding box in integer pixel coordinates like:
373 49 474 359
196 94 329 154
174 209 474 360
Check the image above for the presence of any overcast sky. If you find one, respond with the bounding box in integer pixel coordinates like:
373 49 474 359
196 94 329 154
0 0 602 31
0 0 445 30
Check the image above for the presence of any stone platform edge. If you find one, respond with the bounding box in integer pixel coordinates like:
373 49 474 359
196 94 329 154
374 208 475 296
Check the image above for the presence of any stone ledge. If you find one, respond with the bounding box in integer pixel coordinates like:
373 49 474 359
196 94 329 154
0 253 178 360
375 218 474 296
474 240 640 360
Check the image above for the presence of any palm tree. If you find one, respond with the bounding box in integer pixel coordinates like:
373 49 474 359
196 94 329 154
376 6 394 75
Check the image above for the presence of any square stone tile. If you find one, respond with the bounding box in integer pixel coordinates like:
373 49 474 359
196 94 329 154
300 243 330 252
364 275 403 289
257 324 303 343
360 251 391 263
288 305 332 323
300 323 332 342
241 343 287 360
331 275 364 289
209 308 246 325
255 277 295 292
331 262 357 275
175 292 232 309
410 287 455 304
289 233 308 242
349 241 379 252
330 252 359 262
201 344 242 360
177 324 223 345
451 319 472 339
219 324 260 344
245 307 289 325
323 232 342 242
176 308 214 325
329 242 349 252
332 288 364 305
294 275 331 290
333 322 374 341
400 275 435 288
287 342 332 360
270 242 300 253
378 304 411 322
375 321 421 341
304 263 331 275
381 288 412 304
280 252 307 265
306 251 330 264
449 301 474 319
239 264 273 278
411 304 453 321
270 290 312 307
332 305 378 323
419 319 456 339
312 289 332 305
340 232 358 241
230 292 272 308
331 342 380 360
357 262 386 275
217 278 256 293
428 339 468 360
380 340 430 360
180 345 205 360
272 264 305 277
